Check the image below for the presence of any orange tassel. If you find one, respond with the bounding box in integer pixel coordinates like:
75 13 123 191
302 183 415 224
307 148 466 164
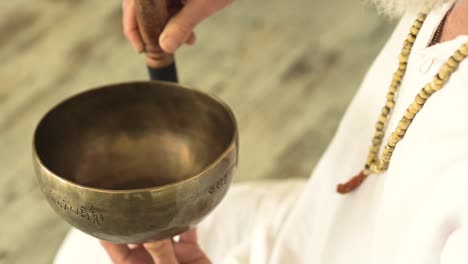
336 170 368 194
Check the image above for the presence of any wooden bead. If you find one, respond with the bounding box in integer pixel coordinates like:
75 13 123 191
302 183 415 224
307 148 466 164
370 163 379 173
378 115 387 123
382 152 392 161
415 94 426 105
386 93 395 101
395 127 405 136
370 163 380 172
383 157 392 167
372 137 381 145
438 70 450 80
442 63 455 73
386 101 395 109
419 89 429 99
433 76 444 85
416 13 426 23
432 80 443 91
373 131 385 140
409 102 422 113
372 135 383 141
408 104 416 114
389 84 399 93
438 64 455 81
405 109 415 119
384 144 394 153
438 64 453 80
395 70 404 77
375 163 385 172
460 43 468 56
423 83 434 94
401 48 411 56
408 103 417 114
407 34 416 43
376 121 384 130
413 101 422 111
400 117 411 129
381 106 390 115
437 72 447 81
410 27 419 35
399 62 407 70
363 168 371 175
399 54 409 63
369 145 379 153
432 84 443 91
447 57 458 68
393 72 402 82
392 132 402 140
375 131 384 139
453 51 465 62
380 162 389 171
432 77 444 90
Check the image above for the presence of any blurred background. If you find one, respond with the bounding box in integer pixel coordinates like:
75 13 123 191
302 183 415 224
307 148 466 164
0 0 395 263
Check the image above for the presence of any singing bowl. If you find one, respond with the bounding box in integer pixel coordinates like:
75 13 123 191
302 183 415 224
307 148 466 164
33 81 238 244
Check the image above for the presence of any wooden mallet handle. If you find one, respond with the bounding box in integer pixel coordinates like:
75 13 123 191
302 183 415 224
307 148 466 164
134 0 182 69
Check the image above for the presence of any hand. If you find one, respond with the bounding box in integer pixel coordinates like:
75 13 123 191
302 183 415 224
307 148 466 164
122 0 234 54
101 229 211 264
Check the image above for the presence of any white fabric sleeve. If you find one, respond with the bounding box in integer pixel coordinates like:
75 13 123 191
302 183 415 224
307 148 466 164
54 229 112 264
196 179 306 264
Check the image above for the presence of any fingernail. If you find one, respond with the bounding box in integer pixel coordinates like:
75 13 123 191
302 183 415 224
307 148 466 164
161 36 179 53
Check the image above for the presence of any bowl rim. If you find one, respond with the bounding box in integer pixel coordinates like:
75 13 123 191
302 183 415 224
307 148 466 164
32 80 238 194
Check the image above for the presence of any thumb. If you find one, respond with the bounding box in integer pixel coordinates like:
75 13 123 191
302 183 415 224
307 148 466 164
159 0 230 53
143 239 178 264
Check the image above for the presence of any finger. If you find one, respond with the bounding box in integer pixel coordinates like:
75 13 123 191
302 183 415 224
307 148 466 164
179 229 198 244
128 244 140 250
101 241 154 264
122 0 144 52
100 241 132 263
143 239 178 264
160 0 232 53
185 32 196 45
174 229 210 264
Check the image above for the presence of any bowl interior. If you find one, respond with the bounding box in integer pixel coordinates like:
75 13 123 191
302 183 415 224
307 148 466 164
34 82 235 190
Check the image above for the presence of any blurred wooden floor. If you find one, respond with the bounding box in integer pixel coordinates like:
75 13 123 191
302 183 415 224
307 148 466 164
0 0 395 263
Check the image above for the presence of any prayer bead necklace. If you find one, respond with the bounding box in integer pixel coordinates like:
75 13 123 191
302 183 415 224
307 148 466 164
337 11 468 194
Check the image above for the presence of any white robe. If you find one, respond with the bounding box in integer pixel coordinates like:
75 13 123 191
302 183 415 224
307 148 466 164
55 2 468 263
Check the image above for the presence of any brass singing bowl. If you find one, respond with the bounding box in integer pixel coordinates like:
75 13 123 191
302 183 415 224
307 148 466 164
33 81 238 244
